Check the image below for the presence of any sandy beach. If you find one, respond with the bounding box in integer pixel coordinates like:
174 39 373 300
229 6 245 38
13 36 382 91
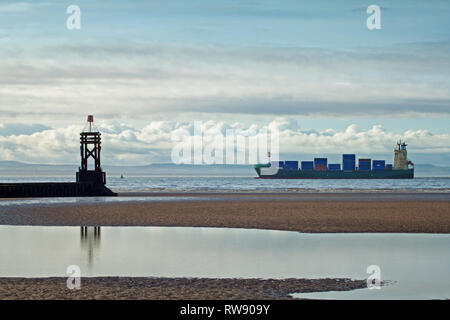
1 192 448 300
0 192 449 233
0 277 366 300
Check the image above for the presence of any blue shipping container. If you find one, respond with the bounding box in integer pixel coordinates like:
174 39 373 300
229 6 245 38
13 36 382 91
373 160 385 171
343 160 356 170
301 161 314 170
285 161 299 170
343 154 356 171
343 155 355 162
358 159 371 170
343 154 356 160
314 158 328 165
328 164 341 170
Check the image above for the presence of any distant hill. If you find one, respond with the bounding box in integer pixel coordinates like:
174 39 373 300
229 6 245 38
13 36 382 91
0 161 254 177
412 164 450 177
0 161 448 177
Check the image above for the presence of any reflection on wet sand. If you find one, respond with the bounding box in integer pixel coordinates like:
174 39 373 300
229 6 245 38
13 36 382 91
1 226 449 299
80 226 101 267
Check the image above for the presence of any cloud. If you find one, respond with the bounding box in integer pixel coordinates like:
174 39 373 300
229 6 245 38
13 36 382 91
0 118 448 165
0 42 449 121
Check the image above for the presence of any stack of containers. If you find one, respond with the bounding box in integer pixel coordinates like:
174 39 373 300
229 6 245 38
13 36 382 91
358 158 371 171
385 164 393 171
301 161 314 170
284 161 299 171
342 154 356 171
271 161 284 169
372 160 385 171
328 164 341 170
314 158 327 171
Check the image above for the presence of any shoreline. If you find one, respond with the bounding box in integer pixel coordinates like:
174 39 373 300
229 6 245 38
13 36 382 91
0 192 448 233
0 277 367 300
1 191 449 201
115 191 450 200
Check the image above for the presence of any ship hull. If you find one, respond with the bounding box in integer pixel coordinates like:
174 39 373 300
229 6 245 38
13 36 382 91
255 167 414 179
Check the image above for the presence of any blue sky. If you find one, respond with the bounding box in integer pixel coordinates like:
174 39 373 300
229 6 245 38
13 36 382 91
2 0 450 46
0 1 449 164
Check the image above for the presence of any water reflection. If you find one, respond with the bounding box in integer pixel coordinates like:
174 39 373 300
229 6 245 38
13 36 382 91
0 226 449 299
80 226 101 268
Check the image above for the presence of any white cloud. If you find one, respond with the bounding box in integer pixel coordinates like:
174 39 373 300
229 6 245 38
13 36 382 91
0 118 448 165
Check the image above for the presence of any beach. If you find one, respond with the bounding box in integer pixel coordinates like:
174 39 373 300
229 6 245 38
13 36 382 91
1 192 449 300
0 277 366 300
0 192 449 233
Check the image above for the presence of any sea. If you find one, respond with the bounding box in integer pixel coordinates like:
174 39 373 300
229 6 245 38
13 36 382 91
0 175 449 193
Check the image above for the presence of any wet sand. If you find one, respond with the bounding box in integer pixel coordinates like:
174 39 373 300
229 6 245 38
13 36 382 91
0 277 366 300
0 192 449 233
118 191 450 201
0 192 446 300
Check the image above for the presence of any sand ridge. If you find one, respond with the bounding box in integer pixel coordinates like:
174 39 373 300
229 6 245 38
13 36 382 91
0 192 448 233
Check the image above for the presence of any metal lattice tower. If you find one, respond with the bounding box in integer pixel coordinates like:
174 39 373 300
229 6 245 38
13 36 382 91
80 132 102 171
77 115 106 185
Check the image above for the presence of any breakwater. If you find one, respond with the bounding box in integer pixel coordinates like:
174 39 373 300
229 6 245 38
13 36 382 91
0 182 116 198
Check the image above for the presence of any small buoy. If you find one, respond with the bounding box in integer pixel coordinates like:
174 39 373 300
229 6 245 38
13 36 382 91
120 175 124 179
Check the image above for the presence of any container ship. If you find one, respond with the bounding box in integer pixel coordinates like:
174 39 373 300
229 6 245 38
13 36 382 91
254 141 414 179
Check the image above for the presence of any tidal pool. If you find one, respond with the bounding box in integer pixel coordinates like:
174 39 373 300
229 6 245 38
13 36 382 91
0 226 449 299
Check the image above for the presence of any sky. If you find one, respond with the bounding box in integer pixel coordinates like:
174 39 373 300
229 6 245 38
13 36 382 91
0 0 449 165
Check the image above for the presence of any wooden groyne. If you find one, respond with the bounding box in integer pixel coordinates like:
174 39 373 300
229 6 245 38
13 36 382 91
0 182 116 198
